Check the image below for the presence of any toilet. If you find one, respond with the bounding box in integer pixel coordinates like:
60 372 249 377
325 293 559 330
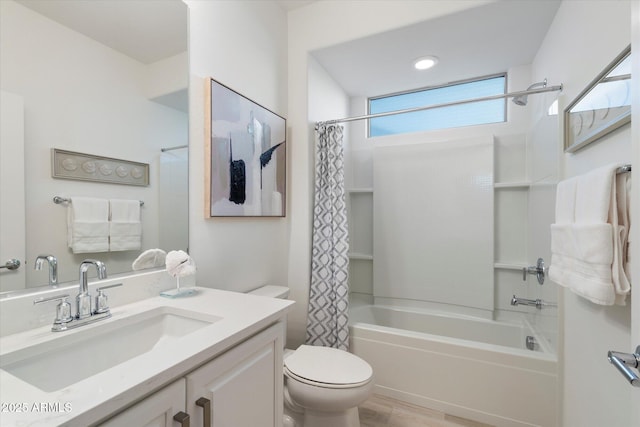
248 286 374 427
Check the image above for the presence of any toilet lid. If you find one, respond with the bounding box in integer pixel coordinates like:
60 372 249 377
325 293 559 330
284 345 373 386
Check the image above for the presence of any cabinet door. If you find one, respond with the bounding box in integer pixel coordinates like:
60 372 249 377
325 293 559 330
98 379 186 427
186 322 284 427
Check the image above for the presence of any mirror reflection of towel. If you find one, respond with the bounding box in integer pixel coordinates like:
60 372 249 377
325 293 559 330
110 199 142 251
67 197 109 253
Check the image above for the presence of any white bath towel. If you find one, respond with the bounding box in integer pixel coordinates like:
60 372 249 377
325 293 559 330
67 197 110 253
549 164 631 305
165 250 196 278
109 199 142 251
132 248 167 271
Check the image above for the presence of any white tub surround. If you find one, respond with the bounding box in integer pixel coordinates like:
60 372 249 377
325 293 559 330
349 304 557 427
0 287 293 426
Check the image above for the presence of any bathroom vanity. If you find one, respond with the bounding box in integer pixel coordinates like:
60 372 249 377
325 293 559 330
0 287 293 426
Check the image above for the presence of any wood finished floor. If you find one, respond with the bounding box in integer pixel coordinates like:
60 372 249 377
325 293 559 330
358 395 494 427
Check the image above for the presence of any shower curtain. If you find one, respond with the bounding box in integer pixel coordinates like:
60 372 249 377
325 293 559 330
306 124 350 351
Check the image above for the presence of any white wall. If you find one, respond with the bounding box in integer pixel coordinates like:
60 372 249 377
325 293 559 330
532 1 633 426
288 0 497 347
186 0 289 292
0 0 187 286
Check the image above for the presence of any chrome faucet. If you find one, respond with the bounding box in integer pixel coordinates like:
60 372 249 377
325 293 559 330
34 259 122 332
34 254 58 287
77 259 107 319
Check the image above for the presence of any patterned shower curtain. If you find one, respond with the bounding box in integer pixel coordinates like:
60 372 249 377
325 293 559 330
306 124 350 351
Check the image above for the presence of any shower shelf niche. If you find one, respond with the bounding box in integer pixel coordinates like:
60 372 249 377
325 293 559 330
346 188 374 295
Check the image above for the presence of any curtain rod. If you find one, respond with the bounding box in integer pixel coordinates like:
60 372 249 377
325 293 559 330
315 83 564 130
161 144 188 152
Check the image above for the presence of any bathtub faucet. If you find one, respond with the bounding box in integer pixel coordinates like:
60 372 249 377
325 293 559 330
511 295 556 310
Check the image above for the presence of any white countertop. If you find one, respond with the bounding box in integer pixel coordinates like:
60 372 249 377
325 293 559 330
0 287 293 426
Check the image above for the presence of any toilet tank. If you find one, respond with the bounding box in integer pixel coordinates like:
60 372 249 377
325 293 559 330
248 285 290 299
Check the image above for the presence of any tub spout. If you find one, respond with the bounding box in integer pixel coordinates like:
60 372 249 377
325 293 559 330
511 295 556 310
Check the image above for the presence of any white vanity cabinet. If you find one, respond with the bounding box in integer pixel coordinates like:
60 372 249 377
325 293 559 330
99 322 284 427
98 380 186 427
186 322 284 427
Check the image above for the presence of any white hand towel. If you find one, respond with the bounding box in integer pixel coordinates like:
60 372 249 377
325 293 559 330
549 164 631 305
67 197 109 253
555 176 578 224
132 248 167 270
165 250 196 278
109 199 142 251
612 172 631 304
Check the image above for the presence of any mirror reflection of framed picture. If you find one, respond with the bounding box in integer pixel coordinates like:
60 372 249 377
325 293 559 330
564 45 631 153
204 78 286 217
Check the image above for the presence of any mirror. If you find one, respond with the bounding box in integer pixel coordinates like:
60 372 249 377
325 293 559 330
564 45 631 153
0 0 189 293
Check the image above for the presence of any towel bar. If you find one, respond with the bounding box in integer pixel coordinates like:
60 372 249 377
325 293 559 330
616 164 631 174
53 196 144 206
1 259 20 270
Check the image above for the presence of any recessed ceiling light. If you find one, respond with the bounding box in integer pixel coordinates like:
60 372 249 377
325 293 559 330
414 56 438 70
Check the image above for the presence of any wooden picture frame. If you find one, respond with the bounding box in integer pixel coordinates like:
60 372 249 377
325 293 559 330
204 78 286 217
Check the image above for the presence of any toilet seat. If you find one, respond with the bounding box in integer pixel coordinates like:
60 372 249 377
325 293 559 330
284 345 373 389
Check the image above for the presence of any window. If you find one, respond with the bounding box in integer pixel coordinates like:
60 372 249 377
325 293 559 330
368 75 507 137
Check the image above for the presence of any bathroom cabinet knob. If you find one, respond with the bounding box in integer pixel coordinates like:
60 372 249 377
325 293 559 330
173 411 190 427
196 397 211 427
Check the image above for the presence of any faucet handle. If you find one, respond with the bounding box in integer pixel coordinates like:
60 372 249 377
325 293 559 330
34 294 73 328
94 283 122 314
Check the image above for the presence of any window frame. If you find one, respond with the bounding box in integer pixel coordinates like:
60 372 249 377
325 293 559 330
367 73 508 138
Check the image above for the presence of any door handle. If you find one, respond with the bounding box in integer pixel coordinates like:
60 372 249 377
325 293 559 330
607 346 640 387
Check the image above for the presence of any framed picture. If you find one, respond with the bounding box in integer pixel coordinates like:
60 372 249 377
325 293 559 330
564 45 631 153
204 78 286 217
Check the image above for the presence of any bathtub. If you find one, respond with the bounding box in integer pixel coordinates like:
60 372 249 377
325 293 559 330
349 304 557 427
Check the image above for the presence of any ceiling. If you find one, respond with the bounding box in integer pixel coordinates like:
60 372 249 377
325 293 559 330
311 1 561 97
17 0 310 63
16 0 187 64
277 1 316 11
16 0 560 97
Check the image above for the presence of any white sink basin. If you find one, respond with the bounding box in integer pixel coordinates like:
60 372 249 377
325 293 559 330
0 307 221 392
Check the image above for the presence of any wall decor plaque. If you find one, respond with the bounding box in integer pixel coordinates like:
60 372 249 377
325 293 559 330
52 148 149 186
